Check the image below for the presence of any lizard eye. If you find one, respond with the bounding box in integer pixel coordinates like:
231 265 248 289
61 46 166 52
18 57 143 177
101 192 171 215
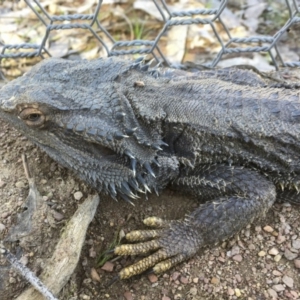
19 108 46 128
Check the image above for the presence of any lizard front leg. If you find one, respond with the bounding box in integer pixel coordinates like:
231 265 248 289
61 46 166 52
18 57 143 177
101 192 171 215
115 165 276 279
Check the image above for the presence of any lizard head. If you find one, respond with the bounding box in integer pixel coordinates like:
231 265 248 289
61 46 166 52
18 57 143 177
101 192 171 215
0 57 175 202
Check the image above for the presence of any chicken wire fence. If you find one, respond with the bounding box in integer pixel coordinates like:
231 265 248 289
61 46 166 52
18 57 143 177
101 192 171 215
1 0 300 80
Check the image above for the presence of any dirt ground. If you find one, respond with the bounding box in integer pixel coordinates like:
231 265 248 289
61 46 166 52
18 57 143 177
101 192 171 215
0 115 300 300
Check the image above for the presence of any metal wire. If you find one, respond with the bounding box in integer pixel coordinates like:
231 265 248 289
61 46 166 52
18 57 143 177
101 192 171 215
0 0 300 75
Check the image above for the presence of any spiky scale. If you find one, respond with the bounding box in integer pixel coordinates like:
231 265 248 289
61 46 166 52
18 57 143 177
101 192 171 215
124 149 135 159
125 127 138 136
114 132 129 140
151 143 163 151
144 162 156 178
130 158 137 177
137 174 151 193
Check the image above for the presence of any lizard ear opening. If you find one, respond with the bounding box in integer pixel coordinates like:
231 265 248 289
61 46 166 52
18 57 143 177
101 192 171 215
19 108 46 128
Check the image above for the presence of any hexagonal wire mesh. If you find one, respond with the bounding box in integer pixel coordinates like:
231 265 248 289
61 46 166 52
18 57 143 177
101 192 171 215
0 0 300 81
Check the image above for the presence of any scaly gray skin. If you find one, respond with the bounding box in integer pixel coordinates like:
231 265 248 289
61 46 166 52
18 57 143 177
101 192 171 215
0 57 300 278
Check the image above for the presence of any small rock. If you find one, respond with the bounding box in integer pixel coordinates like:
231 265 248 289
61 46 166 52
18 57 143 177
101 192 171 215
231 246 240 256
193 277 199 283
74 191 83 200
162 296 171 300
274 254 282 262
276 235 286 244
248 243 256 250
258 251 266 257
40 179 47 184
290 291 298 298
263 225 274 233
228 287 235 296
180 276 188 284
9 277 16 284
218 256 225 263
101 261 114 272
292 239 300 250
189 287 197 296
272 270 282 276
282 275 293 288
52 210 64 221
268 288 278 298
89 247 96 258
235 274 242 282
19 256 28 266
0 223 5 232
232 254 243 262
124 291 133 300
15 181 26 188
211 277 220 285
268 248 279 256
235 288 241 297
284 248 298 260
0 179 6 188
272 284 285 292
171 271 181 281
148 274 158 283
294 259 300 269
90 268 101 282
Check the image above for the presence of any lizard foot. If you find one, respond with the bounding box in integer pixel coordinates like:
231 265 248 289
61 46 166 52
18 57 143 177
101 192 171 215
114 217 198 279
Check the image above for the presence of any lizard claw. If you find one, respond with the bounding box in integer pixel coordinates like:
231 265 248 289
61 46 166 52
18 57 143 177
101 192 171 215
114 217 198 279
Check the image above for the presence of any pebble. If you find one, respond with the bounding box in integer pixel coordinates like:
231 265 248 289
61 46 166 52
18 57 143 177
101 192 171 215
15 181 26 188
180 276 188 284
9 277 16 284
235 274 242 283
235 288 241 297
171 271 181 281
228 287 235 296
189 287 197 296
248 243 256 250
52 210 64 221
276 235 286 244
89 247 96 258
218 257 225 263
284 248 298 260
74 191 83 200
90 268 101 282
282 275 293 288
211 277 220 285
292 239 300 250
0 179 6 188
272 270 282 276
148 274 158 283
232 254 243 262
268 288 278 298
274 254 282 262
101 261 114 272
263 225 274 233
124 291 133 300
294 259 300 269
231 246 240 256
0 223 5 232
272 284 285 292
258 251 266 257
162 296 171 300
193 277 199 283
19 256 28 266
268 248 279 256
